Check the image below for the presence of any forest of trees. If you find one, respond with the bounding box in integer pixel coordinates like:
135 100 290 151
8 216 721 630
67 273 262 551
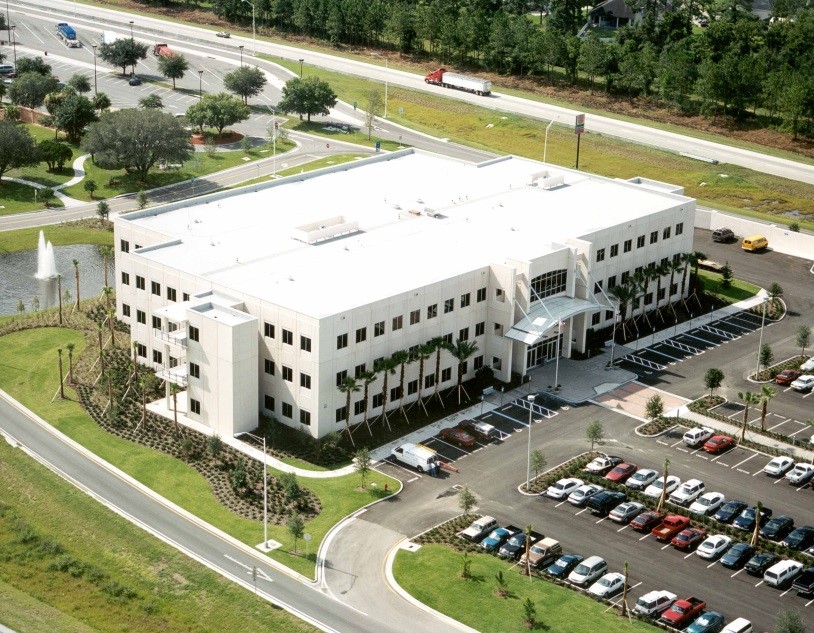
138 0 814 137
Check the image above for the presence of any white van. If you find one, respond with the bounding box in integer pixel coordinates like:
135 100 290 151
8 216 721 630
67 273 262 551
721 617 753 633
633 590 677 617
0 64 15 78
683 427 714 447
764 559 803 587
390 443 438 472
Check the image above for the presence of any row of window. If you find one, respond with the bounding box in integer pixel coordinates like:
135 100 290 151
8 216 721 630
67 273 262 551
121 271 189 304
595 223 684 263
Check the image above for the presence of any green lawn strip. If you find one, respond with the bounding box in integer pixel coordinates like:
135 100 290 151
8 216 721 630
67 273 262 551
0 180 65 215
393 545 656 633
0 442 318 633
0 328 396 579
275 153 369 177
6 124 80 189
697 270 760 303
0 222 113 254
287 119 407 152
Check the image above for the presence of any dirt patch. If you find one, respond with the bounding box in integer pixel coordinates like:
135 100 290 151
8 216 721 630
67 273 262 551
190 132 244 146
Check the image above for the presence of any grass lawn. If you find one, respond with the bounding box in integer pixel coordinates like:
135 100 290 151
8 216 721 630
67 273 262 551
393 545 657 633
698 269 761 303
0 180 65 215
285 118 409 152
0 327 397 579
0 440 318 633
0 222 113 255
5 124 79 189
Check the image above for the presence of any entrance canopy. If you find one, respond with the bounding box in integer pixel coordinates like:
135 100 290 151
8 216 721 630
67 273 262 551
506 295 606 345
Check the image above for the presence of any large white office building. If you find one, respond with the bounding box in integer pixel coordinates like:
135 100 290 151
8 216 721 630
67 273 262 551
114 149 695 439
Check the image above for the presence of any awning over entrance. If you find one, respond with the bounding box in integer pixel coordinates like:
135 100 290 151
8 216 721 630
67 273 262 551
506 295 606 345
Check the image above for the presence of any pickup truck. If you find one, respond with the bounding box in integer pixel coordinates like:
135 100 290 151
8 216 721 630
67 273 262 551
651 515 691 542
499 529 544 560
792 567 814 595
519 537 562 569
459 515 497 542
659 597 706 628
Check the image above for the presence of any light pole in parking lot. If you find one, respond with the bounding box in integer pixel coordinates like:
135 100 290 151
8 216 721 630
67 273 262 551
240 0 256 56
242 432 268 549
239 45 244 67
92 45 98 95
129 20 134 41
525 394 535 491
755 293 768 378
298 58 304 77
10 25 15 66
198 70 203 99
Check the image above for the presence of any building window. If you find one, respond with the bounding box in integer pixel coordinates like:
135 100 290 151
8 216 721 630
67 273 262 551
673 253 682 264
594 280 603 294
300 335 311 352
459 327 469 341
408 380 418 395
621 271 630 284
644 292 653 305
354 363 366 378
460 292 471 308
492 357 502 371
443 333 453 345
410 310 420 325
183 292 190 302
676 222 684 236
264 395 275 412
300 410 311 426
624 239 632 253
351 400 363 415
135 343 146 358
606 310 614 320
530 269 567 299
169 356 179 369
650 230 658 244
122 304 131 317
475 321 485 336
336 370 347 387
441 367 452 382
408 345 419 360
660 257 669 267
657 288 666 301
372 393 383 409
670 283 678 296
495 288 504 302
282 366 293 382
374 321 385 337
190 399 201 415
610 244 619 257
390 386 401 401
121 272 130 285
424 373 436 389
264 322 275 339
355 327 367 343
392 315 403 331
151 315 161 329
152 349 163 364
663 226 671 240
189 325 199 342
190 362 200 379
282 402 293 419
136 310 146 324
637 235 645 248
135 244 142 250
596 248 605 262
592 312 601 326
477 287 487 302
264 359 275 375
474 355 484 370
494 323 503 336
444 298 454 313
608 275 617 289
282 329 293 345
151 281 161 296
136 275 145 290
120 239 130 253
373 357 385 371
300 373 311 389
337 333 348 349
427 304 437 319
166 287 177 302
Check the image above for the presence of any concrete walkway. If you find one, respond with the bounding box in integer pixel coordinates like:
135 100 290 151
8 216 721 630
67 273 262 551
1 154 90 209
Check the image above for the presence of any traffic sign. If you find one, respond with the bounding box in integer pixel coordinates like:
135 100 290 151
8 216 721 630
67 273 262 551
574 113 585 136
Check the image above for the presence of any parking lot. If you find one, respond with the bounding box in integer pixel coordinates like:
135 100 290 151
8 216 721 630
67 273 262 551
709 400 814 445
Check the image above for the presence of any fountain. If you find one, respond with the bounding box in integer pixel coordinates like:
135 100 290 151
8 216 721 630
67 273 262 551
35 230 59 279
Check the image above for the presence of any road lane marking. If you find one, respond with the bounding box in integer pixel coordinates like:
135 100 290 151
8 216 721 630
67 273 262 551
224 555 273 581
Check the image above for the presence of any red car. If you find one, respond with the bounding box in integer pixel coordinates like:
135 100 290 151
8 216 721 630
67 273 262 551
671 527 707 550
703 435 735 454
439 427 476 448
775 369 802 386
630 510 666 532
605 462 638 483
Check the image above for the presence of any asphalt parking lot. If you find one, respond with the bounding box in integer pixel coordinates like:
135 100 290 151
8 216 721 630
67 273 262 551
710 400 814 445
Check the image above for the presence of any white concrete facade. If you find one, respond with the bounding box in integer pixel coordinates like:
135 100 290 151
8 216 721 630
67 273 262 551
114 150 695 439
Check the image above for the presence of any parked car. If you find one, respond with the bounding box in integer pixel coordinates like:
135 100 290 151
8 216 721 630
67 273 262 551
721 542 755 569
609 501 645 524
761 515 794 541
568 483 605 507
652 515 691 542
546 477 584 500
775 370 802 386
732 506 772 531
626 468 659 491
519 537 562 569
790 375 814 392
801 358 814 372
683 426 715 447
630 511 666 532
721 618 753 633
215 31 231 37
128 75 143 86
585 454 623 474
644 475 681 499
439 427 476 447
763 455 795 476
690 491 726 516
605 462 638 483
714 500 748 524
568 555 608 587
633 590 676 618
669 479 706 506
660 597 706 628
711 227 734 242
545 554 583 579
457 419 498 442
781 526 814 551
703 435 735 454
686 611 726 633
586 490 627 516
764 559 804 587
785 463 814 485
499 531 539 560
671 527 707 551
481 527 516 552
792 566 814 595
588 572 625 598
696 534 732 559
744 551 780 576
459 515 498 542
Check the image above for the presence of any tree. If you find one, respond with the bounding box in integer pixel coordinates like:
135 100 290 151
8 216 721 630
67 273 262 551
758 384 777 432
0 81 6 104
157 53 190 90
38 139 72 171
223 65 267 104
93 92 111 112
774 608 807 633
277 76 338 122
586 420 604 451
98 245 114 288
375 356 397 429
286 513 305 553
768 282 784 299
72 259 80 307
139 93 164 109
98 39 149 76
0 120 39 180
738 391 760 442
183 92 250 136
136 190 149 210
8 73 59 122
4 104 20 121
704 368 725 396
207 433 223 458
337 375 360 446
645 394 664 421
53 93 97 143
657 457 670 512
759 343 774 371
796 325 811 356
16 57 52 76
522 598 537 629
359 369 378 435
364 89 383 140
57 348 65 399
84 179 98 198
65 342 75 384
66 73 92 94
578 34 609 91
531 449 547 479
449 338 478 404
96 200 110 222
354 447 371 488
16 299 24 316
82 109 192 182
720 261 733 289
495 570 508 597
458 486 477 518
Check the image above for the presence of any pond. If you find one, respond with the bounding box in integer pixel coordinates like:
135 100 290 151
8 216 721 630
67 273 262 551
0 244 114 317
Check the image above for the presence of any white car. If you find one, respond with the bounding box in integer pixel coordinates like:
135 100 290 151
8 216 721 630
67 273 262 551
696 534 732 559
763 456 795 477
568 555 608 587
644 475 681 499
785 463 814 485
587 572 625 598
689 491 726 516
669 479 705 506
626 468 659 491
585 455 622 474
546 477 584 500
800 358 814 372
609 501 646 524
568 483 604 506
790 375 814 392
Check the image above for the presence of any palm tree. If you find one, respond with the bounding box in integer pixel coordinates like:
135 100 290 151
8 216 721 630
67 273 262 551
737 391 761 443
98 325 106 375
57 348 65 399
99 245 114 288
757 384 777 431
337 376 360 446
390 349 411 423
631 269 647 320
169 382 183 436
135 373 158 433
359 370 378 436
653 261 670 313
65 342 75 384
375 356 398 430
57 274 63 325
430 337 449 407
657 457 669 513
448 339 479 404
679 252 693 300
412 342 434 416
72 259 80 308
106 368 115 409
690 251 706 278
668 257 684 303
102 285 114 314
609 284 637 340
107 308 116 347
750 500 763 547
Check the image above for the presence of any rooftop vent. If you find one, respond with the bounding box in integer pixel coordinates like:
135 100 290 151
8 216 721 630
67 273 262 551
292 216 360 244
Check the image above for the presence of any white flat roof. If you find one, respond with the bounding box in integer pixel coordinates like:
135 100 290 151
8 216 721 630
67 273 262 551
121 150 691 318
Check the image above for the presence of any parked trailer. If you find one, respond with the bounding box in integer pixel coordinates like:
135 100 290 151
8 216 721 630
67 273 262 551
424 68 491 96
101 31 121 45
56 23 81 48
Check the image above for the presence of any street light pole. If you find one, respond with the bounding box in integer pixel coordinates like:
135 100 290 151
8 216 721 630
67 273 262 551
240 0 256 55
243 433 268 549
92 45 98 95
239 45 244 67
525 394 535 491
129 20 134 40
10 25 15 66
543 116 557 163
755 296 768 378
383 57 388 119
298 58 304 77
198 70 203 99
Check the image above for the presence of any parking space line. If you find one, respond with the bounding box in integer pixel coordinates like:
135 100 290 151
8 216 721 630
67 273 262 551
670 439 684 447
732 454 758 470
804 391 812 399
780 587 792 597
684 552 695 559
789 426 810 437
676 447 689 453
638 534 650 541
706 560 718 568
806 597 814 607
773 477 785 485
555 500 567 508
617 525 628 533
407 476 418 483
755 580 764 587
380 458 423 477
768 420 790 431
657 440 670 446
661 543 670 550
736 469 752 474
796 483 809 492
731 569 743 578
432 438 470 454
752 469 763 477
595 517 606 524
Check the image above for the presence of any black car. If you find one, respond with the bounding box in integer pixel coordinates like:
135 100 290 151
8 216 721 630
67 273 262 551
745 551 780 576
545 554 583 579
793 567 814 595
721 542 755 569
499 532 531 560
732 506 772 531
128 75 142 86
761 515 794 541
586 490 627 516
714 500 747 524
781 526 814 551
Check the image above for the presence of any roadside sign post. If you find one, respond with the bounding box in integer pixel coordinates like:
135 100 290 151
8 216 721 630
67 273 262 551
574 114 585 170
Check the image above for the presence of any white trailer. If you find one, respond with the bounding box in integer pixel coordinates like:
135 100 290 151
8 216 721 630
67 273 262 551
101 31 121 45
